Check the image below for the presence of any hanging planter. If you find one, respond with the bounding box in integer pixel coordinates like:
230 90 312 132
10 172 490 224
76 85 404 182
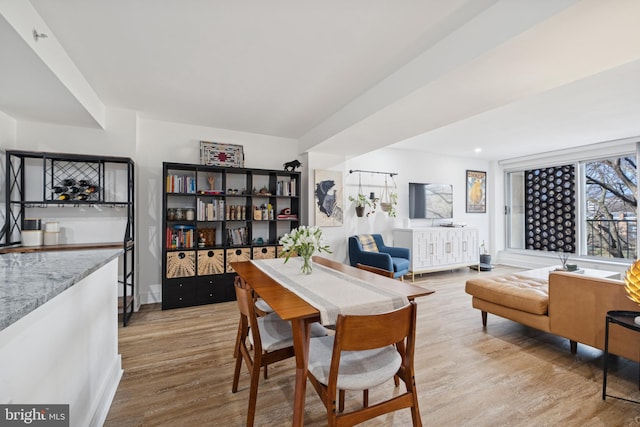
349 193 370 217
349 172 371 217
380 175 398 217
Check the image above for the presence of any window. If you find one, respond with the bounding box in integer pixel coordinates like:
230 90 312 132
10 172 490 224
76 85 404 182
584 157 637 258
506 154 637 260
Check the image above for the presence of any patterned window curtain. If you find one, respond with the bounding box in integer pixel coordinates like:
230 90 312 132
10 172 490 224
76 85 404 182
525 165 575 252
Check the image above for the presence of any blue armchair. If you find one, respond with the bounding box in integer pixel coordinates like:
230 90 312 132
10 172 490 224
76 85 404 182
348 234 410 279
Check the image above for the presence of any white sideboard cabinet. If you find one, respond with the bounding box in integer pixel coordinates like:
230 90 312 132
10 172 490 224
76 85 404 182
393 227 479 280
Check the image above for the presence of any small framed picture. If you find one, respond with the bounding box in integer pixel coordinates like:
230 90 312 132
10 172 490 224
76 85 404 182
200 141 244 167
466 170 486 213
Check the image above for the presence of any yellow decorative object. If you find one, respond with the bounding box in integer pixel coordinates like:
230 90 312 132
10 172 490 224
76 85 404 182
624 260 640 305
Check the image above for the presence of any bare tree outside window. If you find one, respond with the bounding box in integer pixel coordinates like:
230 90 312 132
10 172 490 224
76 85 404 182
585 157 637 259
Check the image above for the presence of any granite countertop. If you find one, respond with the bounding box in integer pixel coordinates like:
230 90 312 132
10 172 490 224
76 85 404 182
0 248 123 332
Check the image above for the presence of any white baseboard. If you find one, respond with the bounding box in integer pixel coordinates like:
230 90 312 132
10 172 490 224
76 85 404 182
140 284 163 305
88 355 123 427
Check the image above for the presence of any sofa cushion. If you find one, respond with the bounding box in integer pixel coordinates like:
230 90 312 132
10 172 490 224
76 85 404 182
358 235 379 252
465 273 549 315
391 257 409 273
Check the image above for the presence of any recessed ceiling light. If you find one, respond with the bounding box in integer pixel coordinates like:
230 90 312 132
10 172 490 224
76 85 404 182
474 148 482 153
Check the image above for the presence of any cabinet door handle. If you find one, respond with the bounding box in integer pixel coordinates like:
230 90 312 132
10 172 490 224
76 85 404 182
462 241 467 252
446 242 451 253
429 243 434 255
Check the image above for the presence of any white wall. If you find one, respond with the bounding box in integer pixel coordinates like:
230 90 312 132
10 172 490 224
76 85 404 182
0 111 17 222
13 110 137 243
0 110 17 149
306 147 492 265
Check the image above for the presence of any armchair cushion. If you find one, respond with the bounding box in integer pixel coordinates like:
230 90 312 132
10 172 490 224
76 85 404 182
358 235 379 252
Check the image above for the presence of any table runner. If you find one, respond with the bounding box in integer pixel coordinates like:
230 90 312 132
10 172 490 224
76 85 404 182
252 258 409 325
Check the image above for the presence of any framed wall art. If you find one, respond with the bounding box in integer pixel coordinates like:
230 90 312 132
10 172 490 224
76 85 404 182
466 170 486 213
314 169 343 226
200 141 244 168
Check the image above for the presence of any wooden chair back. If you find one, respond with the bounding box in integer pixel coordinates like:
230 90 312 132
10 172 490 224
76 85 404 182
233 276 262 353
356 263 395 278
308 302 422 426
333 302 414 352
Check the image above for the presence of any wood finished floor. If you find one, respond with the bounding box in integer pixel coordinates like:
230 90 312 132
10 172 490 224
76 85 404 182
105 265 640 426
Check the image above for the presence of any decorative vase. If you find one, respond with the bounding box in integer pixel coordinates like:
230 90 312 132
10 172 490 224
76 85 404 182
355 206 365 217
301 255 313 274
623 259 640 324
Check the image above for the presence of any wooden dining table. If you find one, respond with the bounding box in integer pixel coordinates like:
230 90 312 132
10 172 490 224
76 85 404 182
230 255 435 426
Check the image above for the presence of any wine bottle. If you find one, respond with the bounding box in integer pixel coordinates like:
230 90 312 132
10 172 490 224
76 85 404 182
78 179 90 187
69 186 80 194
52 186 67 194
58 193 70 201
84 185 99 194
75 193 88 201
63 178 76 187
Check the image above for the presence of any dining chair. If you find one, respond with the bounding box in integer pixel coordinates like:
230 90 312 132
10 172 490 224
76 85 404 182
232 277 328 426
306 302 422 427
253 298 274 316
356 262 395 278
355 262 401 388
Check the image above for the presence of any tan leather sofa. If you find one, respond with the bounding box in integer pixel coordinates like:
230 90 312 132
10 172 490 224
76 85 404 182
465 271 640 362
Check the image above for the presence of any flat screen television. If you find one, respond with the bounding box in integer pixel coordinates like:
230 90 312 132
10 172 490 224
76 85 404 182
408 182 453 219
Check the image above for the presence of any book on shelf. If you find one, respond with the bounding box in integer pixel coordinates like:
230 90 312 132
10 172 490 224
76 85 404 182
227 226 249 246
166 174 196 194
167 225 195 249
197 199 225 221
276 178 297 197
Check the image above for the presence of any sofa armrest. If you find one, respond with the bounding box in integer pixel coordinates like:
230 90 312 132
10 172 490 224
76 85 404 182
549 271 640 361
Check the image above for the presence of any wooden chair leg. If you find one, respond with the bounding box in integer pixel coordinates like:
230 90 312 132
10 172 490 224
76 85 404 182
481 311 487 327
246 358 261 427
363 389 369 408
232 351 242 393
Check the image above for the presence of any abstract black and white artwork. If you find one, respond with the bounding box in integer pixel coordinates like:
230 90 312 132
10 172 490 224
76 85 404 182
314 170 343 226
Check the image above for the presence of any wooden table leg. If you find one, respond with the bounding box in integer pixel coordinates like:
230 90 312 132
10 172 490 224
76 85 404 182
291 318 312 426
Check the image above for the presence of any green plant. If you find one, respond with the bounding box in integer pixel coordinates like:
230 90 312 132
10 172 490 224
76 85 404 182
348 193 371 208
279 225 332 274
387 191 398 217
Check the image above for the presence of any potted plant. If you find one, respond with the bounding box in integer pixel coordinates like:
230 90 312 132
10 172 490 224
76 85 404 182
279 225 331 274
348 193 371 217
382 191 398 217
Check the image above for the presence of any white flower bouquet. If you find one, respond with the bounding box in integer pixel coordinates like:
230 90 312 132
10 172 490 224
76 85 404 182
279 225 331 273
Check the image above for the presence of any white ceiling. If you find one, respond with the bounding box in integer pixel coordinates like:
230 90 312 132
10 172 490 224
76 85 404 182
2 0 640 161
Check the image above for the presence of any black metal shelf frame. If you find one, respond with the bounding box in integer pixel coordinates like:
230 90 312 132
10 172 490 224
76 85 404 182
1 150 136 326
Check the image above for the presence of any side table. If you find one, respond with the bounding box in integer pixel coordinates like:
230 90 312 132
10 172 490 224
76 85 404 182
602 310 640 403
